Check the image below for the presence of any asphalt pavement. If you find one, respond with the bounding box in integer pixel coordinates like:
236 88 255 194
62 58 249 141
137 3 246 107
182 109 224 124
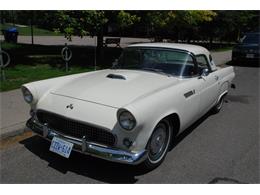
0 51 259 184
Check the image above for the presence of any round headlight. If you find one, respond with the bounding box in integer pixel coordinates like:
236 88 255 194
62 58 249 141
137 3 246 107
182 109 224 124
21 87 33 103
118 110 136 130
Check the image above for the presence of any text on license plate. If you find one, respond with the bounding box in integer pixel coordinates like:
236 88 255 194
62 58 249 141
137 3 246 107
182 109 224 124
49 137 74 158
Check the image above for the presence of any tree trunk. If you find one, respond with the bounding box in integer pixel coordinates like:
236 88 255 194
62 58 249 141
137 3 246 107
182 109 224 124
97 34 104 51
0 11 3 24
30 19 34 45
176 27 180 43
30 11 35 45
96 30 104 65
237 28 241 42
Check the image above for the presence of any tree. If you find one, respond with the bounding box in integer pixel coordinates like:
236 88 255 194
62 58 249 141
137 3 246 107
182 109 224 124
143 11 216 41
56 11 108 51
144 11 176 40
116 11 140 37
3 10 257 48
199 10 259 44
169 11 216 42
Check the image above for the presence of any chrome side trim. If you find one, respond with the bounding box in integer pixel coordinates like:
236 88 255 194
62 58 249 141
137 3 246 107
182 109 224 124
26 118 147 165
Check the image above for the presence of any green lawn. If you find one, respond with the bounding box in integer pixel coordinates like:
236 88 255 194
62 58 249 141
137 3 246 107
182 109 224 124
0 64 93 92
1 42 24 50
0 23 61 36
0 43 108 93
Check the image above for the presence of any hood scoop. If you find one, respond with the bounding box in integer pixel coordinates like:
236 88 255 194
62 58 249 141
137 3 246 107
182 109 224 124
106 73 126 80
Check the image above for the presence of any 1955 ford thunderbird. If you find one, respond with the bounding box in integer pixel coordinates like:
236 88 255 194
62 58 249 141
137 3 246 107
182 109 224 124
22 43 235 170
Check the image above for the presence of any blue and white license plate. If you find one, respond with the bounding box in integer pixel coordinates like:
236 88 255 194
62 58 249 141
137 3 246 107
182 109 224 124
49 137 74 158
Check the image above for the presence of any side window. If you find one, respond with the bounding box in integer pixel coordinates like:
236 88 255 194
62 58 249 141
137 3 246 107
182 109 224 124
180 55 197 77
209 54 216 67
196 55 208 68
196 55 209 69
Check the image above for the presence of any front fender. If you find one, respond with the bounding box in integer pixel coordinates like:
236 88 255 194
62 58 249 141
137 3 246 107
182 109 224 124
21 72 89 106
123 88 183 152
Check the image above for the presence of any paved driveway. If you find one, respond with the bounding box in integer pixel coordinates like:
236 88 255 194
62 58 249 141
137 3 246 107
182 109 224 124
211 50 232 66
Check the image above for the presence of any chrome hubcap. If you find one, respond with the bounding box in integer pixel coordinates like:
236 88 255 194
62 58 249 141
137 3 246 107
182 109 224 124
149 125 167 159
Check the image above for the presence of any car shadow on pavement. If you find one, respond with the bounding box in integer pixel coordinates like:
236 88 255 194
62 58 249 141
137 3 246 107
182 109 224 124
225 95 250 104
19 110 216 184
19 135 149 183
169 111 212 151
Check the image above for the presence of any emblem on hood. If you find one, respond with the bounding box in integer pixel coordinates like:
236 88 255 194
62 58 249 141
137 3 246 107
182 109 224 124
66 104 74 109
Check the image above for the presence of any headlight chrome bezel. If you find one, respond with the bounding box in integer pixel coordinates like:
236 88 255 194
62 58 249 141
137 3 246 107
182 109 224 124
21 86 34 104
117 109 136 131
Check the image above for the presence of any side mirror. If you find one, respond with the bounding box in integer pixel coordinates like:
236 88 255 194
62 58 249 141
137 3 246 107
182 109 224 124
112 59 118 68
201 68 210 77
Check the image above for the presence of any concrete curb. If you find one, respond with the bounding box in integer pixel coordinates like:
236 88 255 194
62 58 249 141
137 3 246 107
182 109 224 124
0 122 31 140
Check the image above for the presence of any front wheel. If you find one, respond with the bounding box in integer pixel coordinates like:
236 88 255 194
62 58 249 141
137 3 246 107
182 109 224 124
212 95 225 114
141 119 173 170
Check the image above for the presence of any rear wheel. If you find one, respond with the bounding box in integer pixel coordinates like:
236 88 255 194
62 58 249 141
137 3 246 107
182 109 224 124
141 119 173 170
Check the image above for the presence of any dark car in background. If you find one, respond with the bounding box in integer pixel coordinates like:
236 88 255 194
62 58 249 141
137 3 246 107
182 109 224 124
232 32 260 65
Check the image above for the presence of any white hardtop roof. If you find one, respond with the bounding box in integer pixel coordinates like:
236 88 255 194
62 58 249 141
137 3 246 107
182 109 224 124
128 42 210 56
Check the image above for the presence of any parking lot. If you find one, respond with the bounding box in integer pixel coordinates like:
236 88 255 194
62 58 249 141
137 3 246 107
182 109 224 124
0 53 259 183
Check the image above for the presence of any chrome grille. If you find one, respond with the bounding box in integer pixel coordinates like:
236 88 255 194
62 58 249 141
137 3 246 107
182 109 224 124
36 110 116 146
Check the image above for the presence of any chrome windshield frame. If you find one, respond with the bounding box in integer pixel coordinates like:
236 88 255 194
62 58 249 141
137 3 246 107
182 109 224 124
113 46 199 78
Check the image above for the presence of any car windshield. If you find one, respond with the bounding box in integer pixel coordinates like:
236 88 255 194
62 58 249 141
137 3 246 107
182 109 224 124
242 34 260 44
114 47 196 77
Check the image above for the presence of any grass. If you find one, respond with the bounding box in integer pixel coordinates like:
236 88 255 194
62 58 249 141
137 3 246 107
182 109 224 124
0 42 24 49
0 23 61 36
0 64 94 92
0 43 120 93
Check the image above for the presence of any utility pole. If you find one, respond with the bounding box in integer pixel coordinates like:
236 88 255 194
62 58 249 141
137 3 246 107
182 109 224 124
30 11 34 45
11 10 15 27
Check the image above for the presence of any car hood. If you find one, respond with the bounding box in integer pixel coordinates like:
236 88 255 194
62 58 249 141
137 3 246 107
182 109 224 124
51 69 179 108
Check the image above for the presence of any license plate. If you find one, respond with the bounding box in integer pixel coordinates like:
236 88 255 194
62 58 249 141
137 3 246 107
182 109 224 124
246 54 255 58
49 137 74 158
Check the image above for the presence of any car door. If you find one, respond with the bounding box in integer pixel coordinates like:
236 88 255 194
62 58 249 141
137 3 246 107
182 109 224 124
175 55 202 131
196 54 219 115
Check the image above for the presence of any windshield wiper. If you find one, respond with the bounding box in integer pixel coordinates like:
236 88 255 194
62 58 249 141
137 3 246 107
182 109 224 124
141 68 172 77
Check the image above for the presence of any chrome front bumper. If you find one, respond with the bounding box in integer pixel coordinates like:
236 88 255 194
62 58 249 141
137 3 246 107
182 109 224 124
26 118 147 165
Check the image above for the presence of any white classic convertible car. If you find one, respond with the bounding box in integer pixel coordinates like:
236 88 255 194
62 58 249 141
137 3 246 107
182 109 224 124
22 43 235 169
